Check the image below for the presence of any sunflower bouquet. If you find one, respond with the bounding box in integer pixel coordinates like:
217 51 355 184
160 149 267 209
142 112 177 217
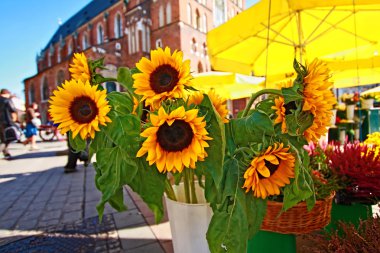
49 48 336 253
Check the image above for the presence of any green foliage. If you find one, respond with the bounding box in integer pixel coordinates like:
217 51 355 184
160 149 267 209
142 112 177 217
117 67 134 93
68 132 86 151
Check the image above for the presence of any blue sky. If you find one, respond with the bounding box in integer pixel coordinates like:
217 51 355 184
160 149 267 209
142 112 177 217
0 0 257 100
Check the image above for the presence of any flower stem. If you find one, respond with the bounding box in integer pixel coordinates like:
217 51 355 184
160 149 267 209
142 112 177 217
164 178 177 201
183 168 191 203
189 169 198 204
241 89 283 117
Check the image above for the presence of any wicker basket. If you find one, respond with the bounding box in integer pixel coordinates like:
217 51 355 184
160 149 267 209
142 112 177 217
261 192 335 234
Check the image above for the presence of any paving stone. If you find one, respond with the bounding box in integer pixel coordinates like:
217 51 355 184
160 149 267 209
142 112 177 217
40 210 62 221
118 225 157 250
126 242 165 253
62 211 82 223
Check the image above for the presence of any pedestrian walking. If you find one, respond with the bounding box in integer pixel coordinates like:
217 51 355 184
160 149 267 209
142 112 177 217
22 103 41 150
0 88 18 158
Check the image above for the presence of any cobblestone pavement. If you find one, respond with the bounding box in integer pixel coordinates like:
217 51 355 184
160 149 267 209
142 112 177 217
0 140 172 252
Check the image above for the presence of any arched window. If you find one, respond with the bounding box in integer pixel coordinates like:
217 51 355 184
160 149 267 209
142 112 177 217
187 4 192 25
82 33 89 50
203 42 207 57
41 77 50 101
191 38 197 53
195 9 201 30
68 40 73 55
29 84 35 104
57 47 61 63
56 70 65 87
198 62 203 73
166 2 172 24
106 82 117 93
203 14 207 32
114 13 122 39
159 5 164 27
97 24 104 44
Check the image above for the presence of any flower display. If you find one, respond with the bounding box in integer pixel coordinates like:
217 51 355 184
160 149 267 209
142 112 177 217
48 50 337 253
136 106 212 173
49 79 111 139
326 141 380 204
68 52 91 82
243 143 295 199
340 92 360 105
132 47 192 109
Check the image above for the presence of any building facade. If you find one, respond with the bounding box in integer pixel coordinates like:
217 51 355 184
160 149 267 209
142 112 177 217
24 0 244 123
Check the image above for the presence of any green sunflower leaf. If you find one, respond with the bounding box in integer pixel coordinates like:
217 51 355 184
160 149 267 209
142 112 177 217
128 158 167 223
107 92 134 116
198 95 225 194
104 113 141 153
94 146 139 220
206 158 249 253
231 110 274 146
68 132 86 151
282 86 303 104
117 67 134 92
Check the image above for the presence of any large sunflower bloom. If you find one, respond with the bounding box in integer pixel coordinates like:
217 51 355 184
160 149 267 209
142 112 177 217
271 96 287 133
302 59 336 142
136 106 212 173
132 47 192 109
69 53 91 82
49 79 112 140
188 90 229 123
243 143 295 199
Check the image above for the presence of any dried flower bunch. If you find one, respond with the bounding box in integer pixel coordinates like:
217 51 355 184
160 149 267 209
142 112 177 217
48 49 336 253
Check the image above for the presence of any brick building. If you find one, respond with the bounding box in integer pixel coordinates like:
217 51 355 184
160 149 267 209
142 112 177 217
24 0 244 123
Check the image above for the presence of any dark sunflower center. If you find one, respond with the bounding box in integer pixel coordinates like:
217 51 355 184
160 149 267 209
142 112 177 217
284 101 297 115
69 96 98 124
157 120 194 152
150 64 179 93
258 159 280 179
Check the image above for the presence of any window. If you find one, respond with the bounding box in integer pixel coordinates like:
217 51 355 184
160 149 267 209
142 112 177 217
203 14 207 32
114 13 122 39
197 62 203 73
166 2 172 24
41 77 49 101
68 41 73 55
195 9 201 30
159 5 164 27
106 82 117 93
56 70 65 87
203 42 207 57
191 38 197 53
187 3 192 25
57 48 61 63
156 39 163 48
29 84 35 104
97 24 104 44
82 33 89 50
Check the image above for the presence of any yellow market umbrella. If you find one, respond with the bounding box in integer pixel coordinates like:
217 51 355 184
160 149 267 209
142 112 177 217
208 0 380 83
264 56 380 88
360 85 380 96
192 72 265 99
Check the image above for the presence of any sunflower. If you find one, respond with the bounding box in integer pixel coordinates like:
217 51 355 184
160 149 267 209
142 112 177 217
136 106 212 173
188 89 229 123
271 96 287 133
49 79 112 140
69 53 91 82
242 143 295 199
302 59 336 142
132 47 192 109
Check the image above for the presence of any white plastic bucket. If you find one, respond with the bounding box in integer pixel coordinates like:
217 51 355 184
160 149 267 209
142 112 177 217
346 104 355 121
165 183 212 253
330 109 337 126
